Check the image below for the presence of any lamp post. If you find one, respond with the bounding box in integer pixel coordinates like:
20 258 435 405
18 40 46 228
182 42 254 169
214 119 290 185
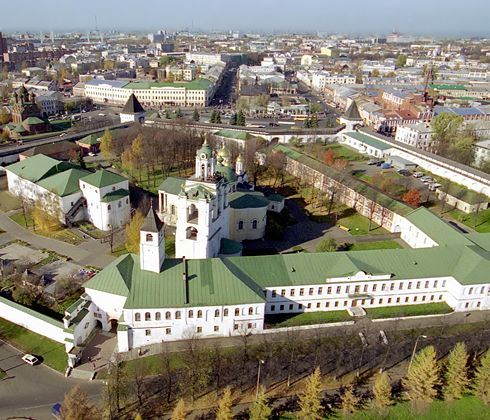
408 335 427 372
255 359 265 399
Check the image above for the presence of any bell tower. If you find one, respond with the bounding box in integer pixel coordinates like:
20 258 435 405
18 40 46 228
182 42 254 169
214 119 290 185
139 205 165 273
195 138 215 180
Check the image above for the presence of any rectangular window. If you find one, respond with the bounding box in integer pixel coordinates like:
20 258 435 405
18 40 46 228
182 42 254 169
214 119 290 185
434 280 438 288
370 299 375 305
214 326 219 332
361 299 366 305
145 329 151 336
469 287 474 295
289 304 293 310
465 302 470 308
298 304 303 310
316 302 321 308
345 286 350 294
327 287 332 294
307 303 312 309
396 297 400 303
271 290 276 298
425 281 429 288
363 285 368 293
381 284 386 291
477 302 481 308
325 302 330 308
430 295 434 301
405 297 409 303
399 283 403 290
390 283 395 291
290 289 295 297
481 286 485 294
372 284 377 292
197 326 202 333
271 305 275 311
355 285 360 293
334 301 339 307
408 282 412 290
422 296 426 301
280 305 284 311
414 296 418 302
318 287 323 295
309 288 314 296
442 280 446 287
281 289 286 296
416 281 421 289
379 298 383 304
344 300 348 307
336 286 341 294
166 328 171 335
299 288 304 296
439 295 443 300
388 297 392 303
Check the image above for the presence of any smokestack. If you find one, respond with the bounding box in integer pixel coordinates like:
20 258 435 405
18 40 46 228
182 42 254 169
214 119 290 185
182 256 189 305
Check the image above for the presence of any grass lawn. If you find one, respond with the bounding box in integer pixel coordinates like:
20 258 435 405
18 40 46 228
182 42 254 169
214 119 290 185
78 222 108 239
325 143 368 162
366 302 453 320
9 212 83 245
0 191 21 212
348 240 403 251
351 396 490 420
449 208 490 233
0 317 67 372
336 211 387 236
265 310 352 328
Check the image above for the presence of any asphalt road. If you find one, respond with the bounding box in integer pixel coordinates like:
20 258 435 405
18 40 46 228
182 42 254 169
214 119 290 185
0 341 101 419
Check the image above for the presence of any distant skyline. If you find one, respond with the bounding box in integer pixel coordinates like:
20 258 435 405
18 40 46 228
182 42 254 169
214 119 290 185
1 0 489 37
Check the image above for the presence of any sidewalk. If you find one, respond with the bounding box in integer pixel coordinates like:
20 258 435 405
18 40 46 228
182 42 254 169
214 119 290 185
0 213 115 267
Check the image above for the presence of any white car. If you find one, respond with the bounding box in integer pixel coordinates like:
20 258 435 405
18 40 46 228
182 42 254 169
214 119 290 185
22 354 38 365
88 152 96 157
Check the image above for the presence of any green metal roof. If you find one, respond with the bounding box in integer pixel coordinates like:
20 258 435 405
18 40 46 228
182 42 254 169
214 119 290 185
78 134 100 145
38 168 90 197
81 169 127 188
123 79 213 91
215 129 255 141
158 176 186 195
197 142 213 158
344 131 393 151
229 191 270 209
267 193 284 202
215 163 237 182
430 84 466 91
6 154 72 183
101 188 130 203
220 238 243 255
404 207 473 246
23 117 45 125
85 254 265 309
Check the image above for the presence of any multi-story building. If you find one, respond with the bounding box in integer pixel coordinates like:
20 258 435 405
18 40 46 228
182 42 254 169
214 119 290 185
83 78 215 108
395 123 434 150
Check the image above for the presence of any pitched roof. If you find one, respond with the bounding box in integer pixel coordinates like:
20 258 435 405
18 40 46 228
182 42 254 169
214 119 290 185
101 189 130 203
81 169 127 188
344 131 393 151
21 140 79 158
229 191 270 209
344 101 362 120
38 168 90 197
6 154 71 183
158 176 186 195
77 134 100 145
141 207 164 232
122 94 145 114
23 117 45 125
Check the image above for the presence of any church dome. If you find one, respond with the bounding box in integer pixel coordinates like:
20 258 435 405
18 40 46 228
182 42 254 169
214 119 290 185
197 141 213 159
217 146 230 159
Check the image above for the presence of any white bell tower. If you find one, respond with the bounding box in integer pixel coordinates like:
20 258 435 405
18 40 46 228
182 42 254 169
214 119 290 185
139 206 165 273
235 154 245 175
195 139 215 180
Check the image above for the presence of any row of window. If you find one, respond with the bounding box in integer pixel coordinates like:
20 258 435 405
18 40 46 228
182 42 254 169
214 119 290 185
269 294 445 312
134 306 257 322
143 323 257 337
269 280 448 299
238 220 258 230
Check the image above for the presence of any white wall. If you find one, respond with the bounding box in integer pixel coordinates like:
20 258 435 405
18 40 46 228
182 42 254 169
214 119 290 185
228 206 267 241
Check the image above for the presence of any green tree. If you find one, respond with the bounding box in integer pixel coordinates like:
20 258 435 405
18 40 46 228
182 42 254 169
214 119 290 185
403 345 441 403
371 69 380 77
192 108 200 122
340 384 360 416
175 108 183 118
171 399 187 420
131 134 145 182
76 150 86 169
298 367 323 420
432 112 464 156
448 127 477 165
443 342 470 400
216 387 233 420
165 110 171 119
473 349 490 404
0 107 11 124
215 112 222 124
125 210 145 253
104 59 115 70
249 386 271 420
210 110 217 123
229 112 238 125
310 113 319 128
372 371 393 408
99 128 114 161
316 238 337 252
304 117 312 128
310 102 321 114
62 385 97 420
12 288 34 306
237 109 246 126
396 54 408 68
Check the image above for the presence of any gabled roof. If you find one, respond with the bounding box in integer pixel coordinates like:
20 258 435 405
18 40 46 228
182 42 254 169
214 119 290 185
344 101 362 121
6 154 71 183
101 189 130 203
141 207 164 233
343 131 393 151
229 191 270 209
122 93 145 114
23 117 45 125
21 140 79 158
158 176 186 195
38 168 90 197
81 169 127 188
77 134 100 145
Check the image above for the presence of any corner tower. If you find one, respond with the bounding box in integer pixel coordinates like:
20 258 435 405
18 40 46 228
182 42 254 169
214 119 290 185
139 206 165 273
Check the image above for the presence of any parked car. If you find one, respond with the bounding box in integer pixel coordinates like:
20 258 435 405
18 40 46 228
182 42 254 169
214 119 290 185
421 176 434 184
428 182 442 191
380 163 392 169
367 159 380 165
375 160 386 166
88 152 96 157
52 403 62 419
22 354 39 365
397 169 411 176
413 172 424 178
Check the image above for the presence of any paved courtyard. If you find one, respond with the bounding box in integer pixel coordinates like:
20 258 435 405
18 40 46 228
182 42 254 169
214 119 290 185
0 242 48 265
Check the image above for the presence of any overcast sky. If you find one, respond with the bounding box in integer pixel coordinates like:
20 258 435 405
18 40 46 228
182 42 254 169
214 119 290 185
1 0 489 36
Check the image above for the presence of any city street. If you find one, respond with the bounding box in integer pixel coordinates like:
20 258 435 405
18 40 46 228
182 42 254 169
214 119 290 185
0 340 101 419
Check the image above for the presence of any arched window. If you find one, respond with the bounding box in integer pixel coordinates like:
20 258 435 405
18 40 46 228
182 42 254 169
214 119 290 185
252 220 258 230
235 308 240 316
214 309 220 317
238 221 244 230
248 307 254 315
175 311 181 319
145 312 151 321
186 226 198 240
135 313 141 321
224 308 229 316
197 310 203 318
165 311 171 320
187 204 199 222
146 233 153 242
155 312 161 321
188 310 193 318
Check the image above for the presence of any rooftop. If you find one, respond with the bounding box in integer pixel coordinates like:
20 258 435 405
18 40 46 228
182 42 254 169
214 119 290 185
81 169 127 188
